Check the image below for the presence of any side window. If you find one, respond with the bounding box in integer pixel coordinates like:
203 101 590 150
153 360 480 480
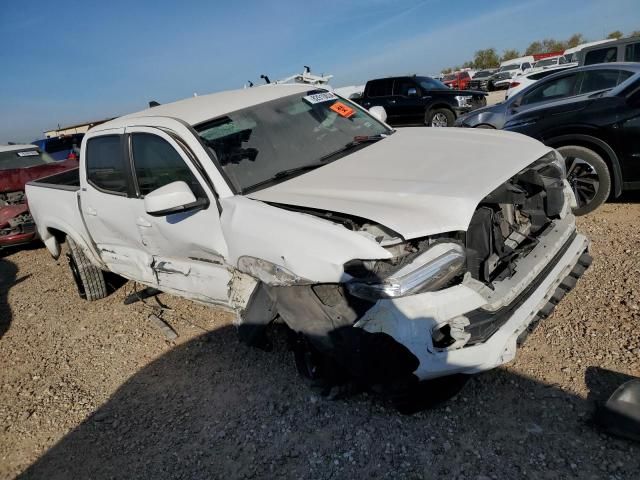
522 63 531 70
521 74 578 105
86 135 128 195
394 79 419 96
577 70 633 94
131 133 204 197
367 79 394 97
584 47 617 65
625 42 640 62
559 56 567 64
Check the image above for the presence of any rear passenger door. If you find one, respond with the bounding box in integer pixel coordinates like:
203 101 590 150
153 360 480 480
125 127 231 304
361 79 398 123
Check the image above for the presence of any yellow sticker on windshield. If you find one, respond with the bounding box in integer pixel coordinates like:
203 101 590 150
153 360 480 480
330 101 355 118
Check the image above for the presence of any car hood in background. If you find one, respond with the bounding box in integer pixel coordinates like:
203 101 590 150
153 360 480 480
247 128 551 239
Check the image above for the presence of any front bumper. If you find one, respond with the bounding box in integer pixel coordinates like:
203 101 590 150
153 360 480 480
355 215 589 380
0 204 37 248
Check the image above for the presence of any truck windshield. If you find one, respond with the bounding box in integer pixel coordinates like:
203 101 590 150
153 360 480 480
0 148 54 170
500 64 520 71
195 91 390 193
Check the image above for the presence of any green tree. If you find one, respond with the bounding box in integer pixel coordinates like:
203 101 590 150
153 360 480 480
628 30 640 38
441 67 453 74
541 38 566 52
607 30 624 39
566 33 585 48
525 41 543 55
472 48 500 69
500 49 520 62
462 60 475 69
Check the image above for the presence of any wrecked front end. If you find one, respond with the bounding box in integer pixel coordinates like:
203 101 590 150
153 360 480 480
232 152 590 390
0 191 37 248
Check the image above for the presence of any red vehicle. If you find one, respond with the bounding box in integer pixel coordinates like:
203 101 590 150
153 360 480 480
0 145 78 248
442 71 472 90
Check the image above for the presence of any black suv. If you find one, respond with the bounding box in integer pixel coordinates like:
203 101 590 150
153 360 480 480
355 76 486 127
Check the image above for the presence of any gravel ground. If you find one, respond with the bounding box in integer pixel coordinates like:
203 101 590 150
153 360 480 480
1 197 640 479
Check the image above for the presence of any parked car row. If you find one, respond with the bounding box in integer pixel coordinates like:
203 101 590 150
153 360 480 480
456 63 640 215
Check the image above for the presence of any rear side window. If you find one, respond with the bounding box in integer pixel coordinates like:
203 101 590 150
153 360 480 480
577 70 633 94
366 79 394 97
625 42 640 62
131 133 203 197
522 63 531 70
86 136 128 194
521 74 579 105
584 47 617 65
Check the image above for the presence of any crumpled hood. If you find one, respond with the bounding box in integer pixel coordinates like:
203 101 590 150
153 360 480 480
247 128 552 239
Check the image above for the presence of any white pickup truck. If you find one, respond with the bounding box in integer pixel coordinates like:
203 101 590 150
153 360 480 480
26 84 591 405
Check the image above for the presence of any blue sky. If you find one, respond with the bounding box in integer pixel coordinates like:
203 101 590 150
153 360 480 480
1 0 639 142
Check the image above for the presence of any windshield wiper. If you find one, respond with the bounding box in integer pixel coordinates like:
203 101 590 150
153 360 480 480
243 163 328 193
243 134 389 194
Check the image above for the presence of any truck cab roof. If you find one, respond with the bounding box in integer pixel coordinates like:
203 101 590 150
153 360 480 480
96 84 315 131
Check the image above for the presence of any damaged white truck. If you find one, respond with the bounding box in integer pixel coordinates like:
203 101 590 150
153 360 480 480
26 84 591 408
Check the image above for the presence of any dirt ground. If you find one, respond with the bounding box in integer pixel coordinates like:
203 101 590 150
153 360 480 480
1 195 640 479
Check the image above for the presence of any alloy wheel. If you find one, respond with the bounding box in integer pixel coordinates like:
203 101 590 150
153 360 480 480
431 113 449 127
565 156 600 209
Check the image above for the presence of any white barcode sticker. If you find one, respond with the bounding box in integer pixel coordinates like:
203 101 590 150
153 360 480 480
302 92 337 104
17 150 39 157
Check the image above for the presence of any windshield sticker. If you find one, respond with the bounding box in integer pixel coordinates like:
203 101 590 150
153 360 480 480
17 151 39 157
302 92 337 104
330 101 355 118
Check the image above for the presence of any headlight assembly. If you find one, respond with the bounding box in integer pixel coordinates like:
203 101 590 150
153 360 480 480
345 243 466 301
455 95 473 108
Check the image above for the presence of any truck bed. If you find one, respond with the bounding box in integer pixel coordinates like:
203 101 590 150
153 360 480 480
26 168 80 191
25 168 93 260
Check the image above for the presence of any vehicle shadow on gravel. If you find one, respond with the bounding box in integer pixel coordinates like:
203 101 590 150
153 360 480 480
17 325 640 479
0 256 23 340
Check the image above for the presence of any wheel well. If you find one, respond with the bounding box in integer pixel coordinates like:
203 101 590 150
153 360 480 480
47 228 67 244
546 134 622 197
427 104 455 116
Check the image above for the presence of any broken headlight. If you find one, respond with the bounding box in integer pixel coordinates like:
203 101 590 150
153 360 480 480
345 243 466 301
533 151 566 179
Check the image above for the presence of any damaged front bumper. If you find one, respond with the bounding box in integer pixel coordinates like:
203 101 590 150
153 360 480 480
353 214 589 381
0 204 37 248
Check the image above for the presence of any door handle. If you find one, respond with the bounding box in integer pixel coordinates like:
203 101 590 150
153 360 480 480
85 206 97 216
136 217 152 228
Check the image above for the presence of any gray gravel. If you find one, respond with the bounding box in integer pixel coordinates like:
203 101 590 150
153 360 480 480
1 198 639 479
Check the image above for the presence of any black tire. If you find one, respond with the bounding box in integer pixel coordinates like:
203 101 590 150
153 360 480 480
392 374 470 414
426 108 455 127
556 145 611 216
67 238 108 301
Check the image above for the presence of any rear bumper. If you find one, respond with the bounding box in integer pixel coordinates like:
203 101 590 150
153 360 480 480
355 218 589 380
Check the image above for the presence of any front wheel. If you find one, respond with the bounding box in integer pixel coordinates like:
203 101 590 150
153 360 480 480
556 145 611 216
426 108 455 127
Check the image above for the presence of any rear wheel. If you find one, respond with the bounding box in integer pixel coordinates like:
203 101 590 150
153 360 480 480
67 238 108 301
426 108 455 127
556 145 611 216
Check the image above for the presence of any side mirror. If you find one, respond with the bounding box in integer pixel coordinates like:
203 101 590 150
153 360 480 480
407 87 418 97
144 181 207 216
369 106 388 123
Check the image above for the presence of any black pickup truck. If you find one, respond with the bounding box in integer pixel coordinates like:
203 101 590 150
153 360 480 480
355 75 487 127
